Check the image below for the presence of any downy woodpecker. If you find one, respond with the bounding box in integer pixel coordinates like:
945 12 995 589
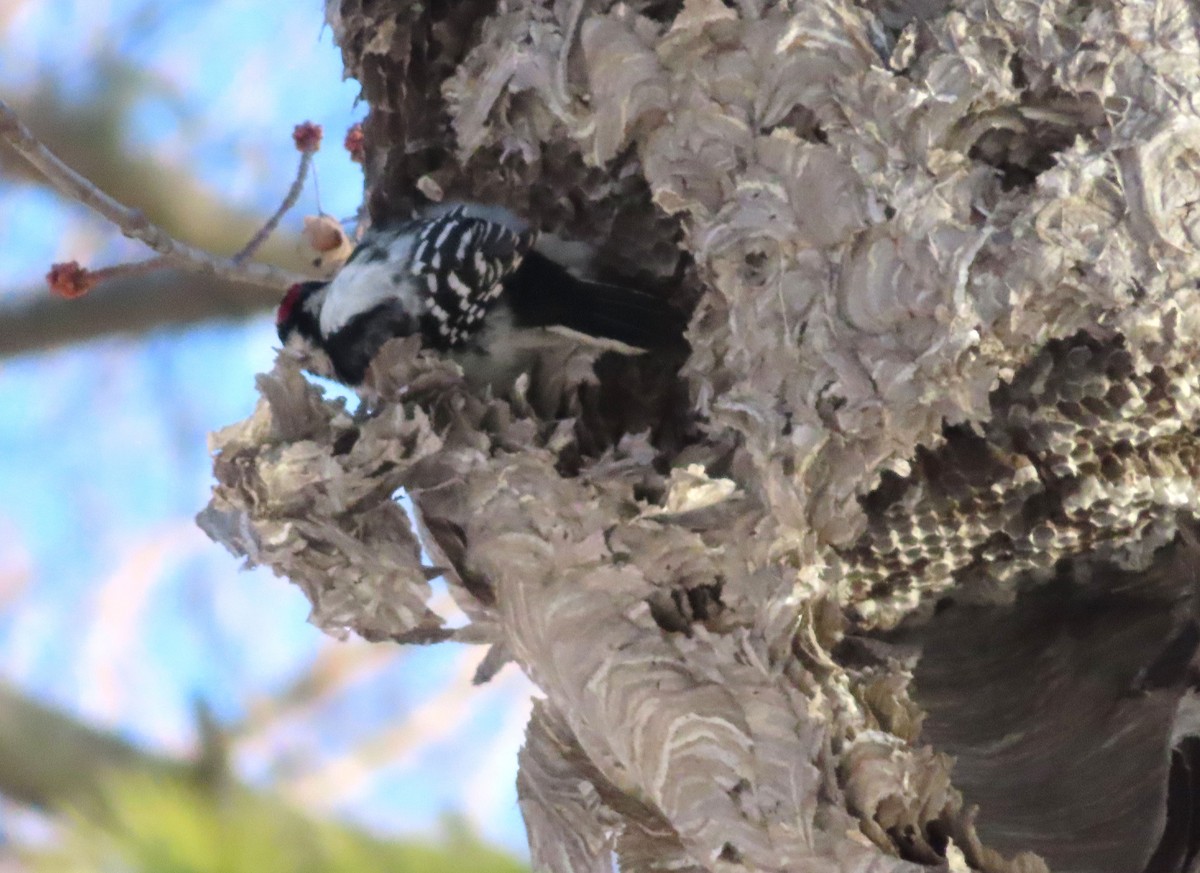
276 203 686 389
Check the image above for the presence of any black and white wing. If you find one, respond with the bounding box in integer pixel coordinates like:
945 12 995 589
409 206 537 349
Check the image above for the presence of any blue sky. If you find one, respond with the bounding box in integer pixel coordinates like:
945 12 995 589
0 0 533 854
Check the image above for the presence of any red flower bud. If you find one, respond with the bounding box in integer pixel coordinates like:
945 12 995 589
344 123 365 164
292 121 323 153
46 261 96 299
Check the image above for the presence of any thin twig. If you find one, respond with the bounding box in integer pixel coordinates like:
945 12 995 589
47 256 175 299
86 256 174 285
0 271 279 359
232 151 312 266
0 97 305 291
311 161 323 216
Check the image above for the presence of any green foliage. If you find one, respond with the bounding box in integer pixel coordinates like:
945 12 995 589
26 772 528 873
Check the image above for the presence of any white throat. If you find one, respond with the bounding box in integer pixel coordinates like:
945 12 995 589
318 234 421 335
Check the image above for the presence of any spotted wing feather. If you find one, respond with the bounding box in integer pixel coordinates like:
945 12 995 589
410 206 536 349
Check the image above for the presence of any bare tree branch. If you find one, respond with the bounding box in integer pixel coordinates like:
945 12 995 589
0 97 306 291
0 93 314 270
232 152 312 266
0 270 278 358
232 123 321 266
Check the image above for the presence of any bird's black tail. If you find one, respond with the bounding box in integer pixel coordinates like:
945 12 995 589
506 251 688 352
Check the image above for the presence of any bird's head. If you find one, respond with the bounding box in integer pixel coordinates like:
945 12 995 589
276 281 328 345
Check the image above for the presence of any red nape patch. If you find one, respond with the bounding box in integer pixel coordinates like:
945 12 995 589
277 284 303 326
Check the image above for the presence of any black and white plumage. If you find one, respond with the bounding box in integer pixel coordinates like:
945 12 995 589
276 203 686 388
